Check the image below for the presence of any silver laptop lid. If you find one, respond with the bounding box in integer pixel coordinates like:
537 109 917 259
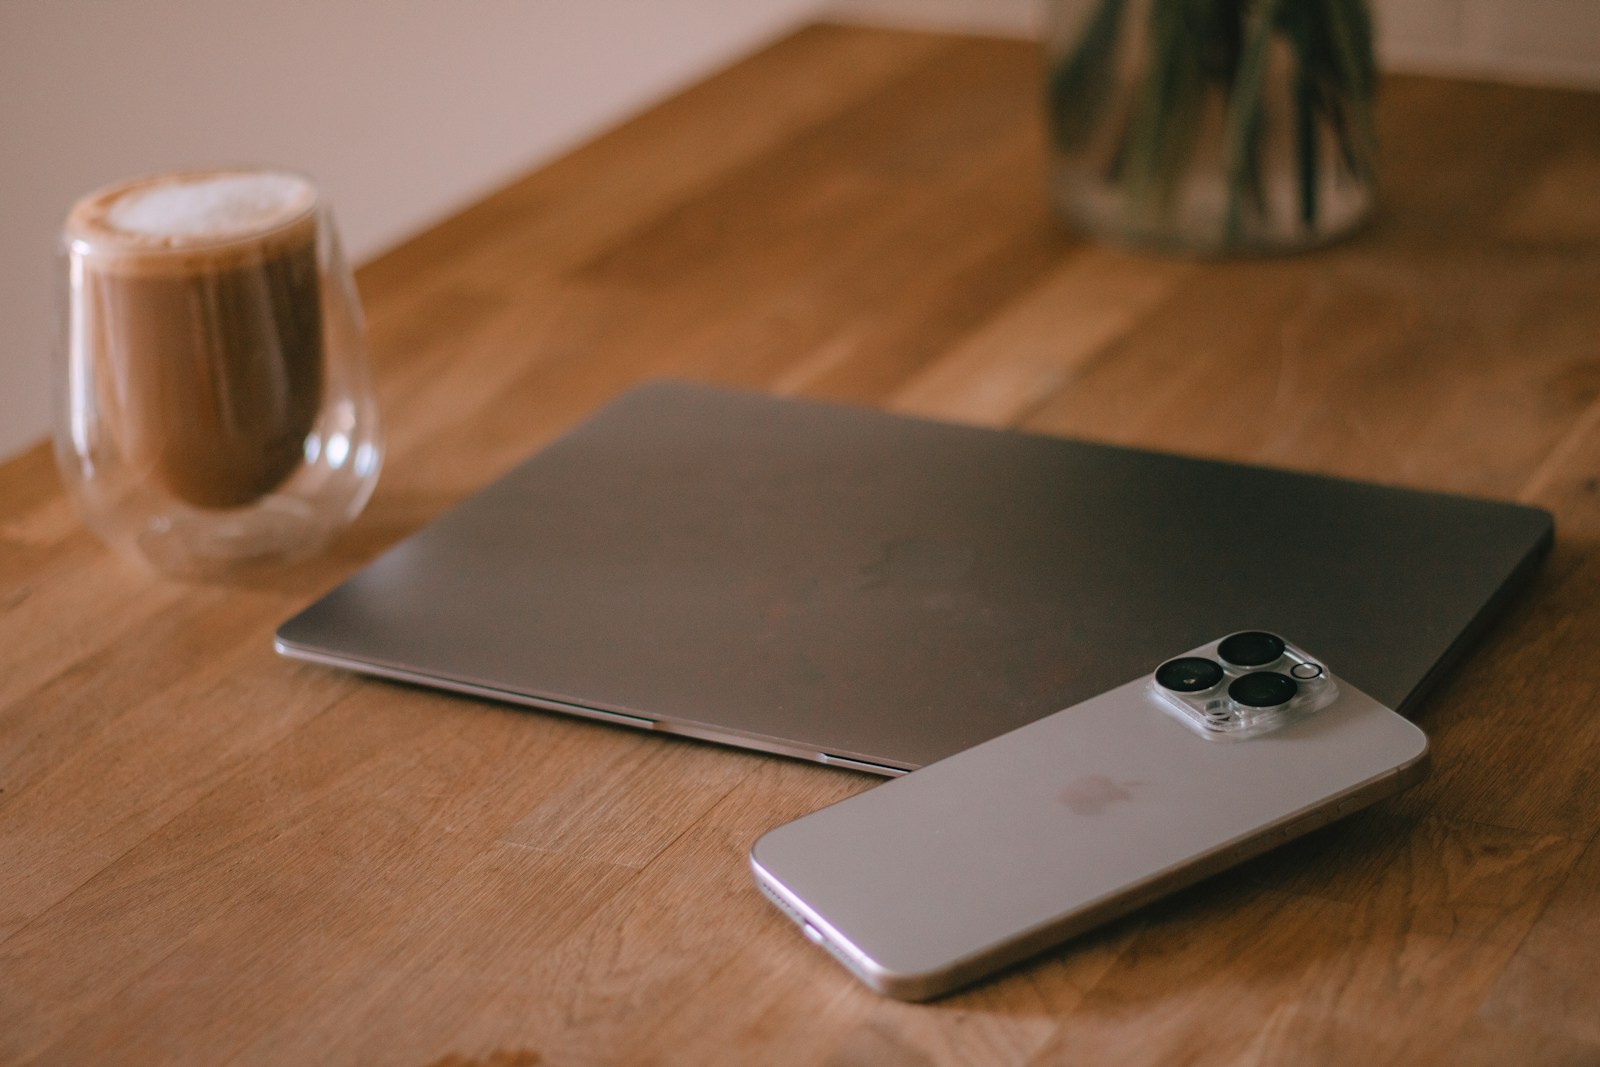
276 381 1551 773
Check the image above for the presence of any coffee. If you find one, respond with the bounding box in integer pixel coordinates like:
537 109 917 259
65 170 325 509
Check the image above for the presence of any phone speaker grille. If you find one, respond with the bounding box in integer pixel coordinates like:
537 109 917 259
758 880 804 926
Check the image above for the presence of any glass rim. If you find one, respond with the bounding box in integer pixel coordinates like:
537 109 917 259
64 165 322 260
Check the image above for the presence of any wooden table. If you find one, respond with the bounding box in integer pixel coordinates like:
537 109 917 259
5 22 1600 1066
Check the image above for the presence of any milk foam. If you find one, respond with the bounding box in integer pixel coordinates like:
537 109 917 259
104 172 314 240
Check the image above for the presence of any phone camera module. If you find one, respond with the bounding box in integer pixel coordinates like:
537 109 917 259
1217 631 1287 669
1155 656 1225 693
1228 671 1299 709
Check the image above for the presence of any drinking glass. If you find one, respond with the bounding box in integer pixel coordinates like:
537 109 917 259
54 167 383 578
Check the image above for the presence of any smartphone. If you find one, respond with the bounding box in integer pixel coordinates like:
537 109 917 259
749 632 1429 1001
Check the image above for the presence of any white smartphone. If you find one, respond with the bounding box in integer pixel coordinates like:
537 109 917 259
749 632 1429 1001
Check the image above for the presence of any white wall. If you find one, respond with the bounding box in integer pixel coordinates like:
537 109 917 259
0 0 818 463
823 0 1600 87
1375 0 1600 87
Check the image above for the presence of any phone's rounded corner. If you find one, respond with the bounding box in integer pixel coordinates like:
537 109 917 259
747 831 785 877
746 860 957 1002
747 844 774 888
863 965 953 1003
747 844 794 910
862 949 1014 1002
1399 724 1432 784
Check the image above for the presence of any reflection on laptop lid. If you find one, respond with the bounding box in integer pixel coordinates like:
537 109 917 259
276 381 1551 774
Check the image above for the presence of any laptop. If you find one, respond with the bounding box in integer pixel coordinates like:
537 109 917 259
275 380 1552 775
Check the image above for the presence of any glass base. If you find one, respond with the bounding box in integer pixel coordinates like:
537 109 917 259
1053 167 1375 258
128 496 336 579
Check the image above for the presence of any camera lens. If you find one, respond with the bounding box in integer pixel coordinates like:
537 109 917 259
1155 657 1225 693
1228 671 1298 709
1217 631 1286 668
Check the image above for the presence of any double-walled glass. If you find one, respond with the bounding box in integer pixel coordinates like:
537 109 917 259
55 167 382 578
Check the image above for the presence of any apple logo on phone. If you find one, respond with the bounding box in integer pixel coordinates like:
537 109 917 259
1057 775 1141 816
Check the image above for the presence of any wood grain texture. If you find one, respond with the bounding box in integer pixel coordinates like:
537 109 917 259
3 22 1599 1066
